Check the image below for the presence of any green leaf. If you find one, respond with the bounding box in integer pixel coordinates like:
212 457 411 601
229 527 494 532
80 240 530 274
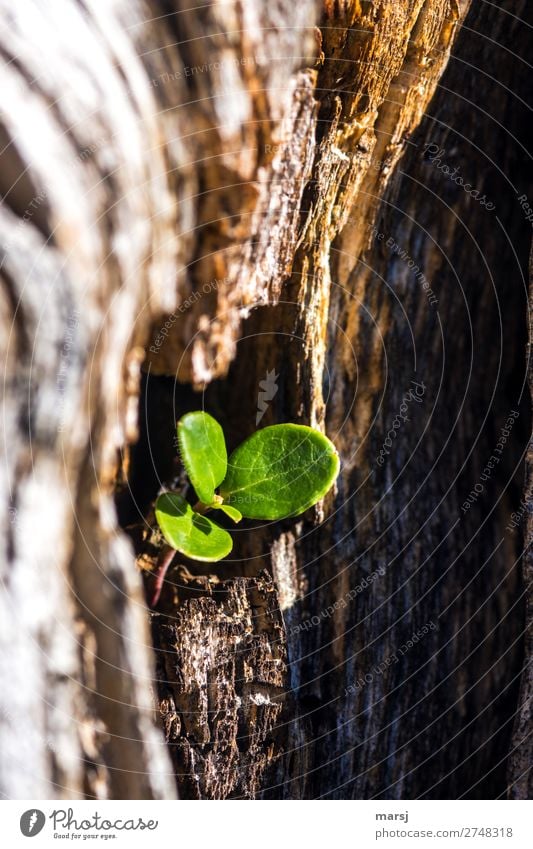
211 502 243 523
219 424 340 519
177 411 227 504
155 492 232 561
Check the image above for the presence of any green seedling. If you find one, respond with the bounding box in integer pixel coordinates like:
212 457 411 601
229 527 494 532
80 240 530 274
155 492 233 562
150 411 339 604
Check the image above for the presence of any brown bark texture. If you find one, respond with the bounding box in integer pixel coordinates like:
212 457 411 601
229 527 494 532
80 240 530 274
0 0 531 800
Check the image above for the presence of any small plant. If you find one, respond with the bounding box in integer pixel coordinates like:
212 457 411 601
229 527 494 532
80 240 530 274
154 411 340 564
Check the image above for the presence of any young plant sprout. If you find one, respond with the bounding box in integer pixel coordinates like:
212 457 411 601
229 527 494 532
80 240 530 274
149 411 339 605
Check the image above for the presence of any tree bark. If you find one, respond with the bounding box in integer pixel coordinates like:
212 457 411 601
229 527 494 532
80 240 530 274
0 0 531 800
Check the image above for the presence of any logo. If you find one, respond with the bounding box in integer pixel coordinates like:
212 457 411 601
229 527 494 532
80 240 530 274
20 810 46 837
256 368 279 425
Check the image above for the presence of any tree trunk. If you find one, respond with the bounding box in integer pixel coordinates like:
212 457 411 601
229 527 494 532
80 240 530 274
0 0 531 800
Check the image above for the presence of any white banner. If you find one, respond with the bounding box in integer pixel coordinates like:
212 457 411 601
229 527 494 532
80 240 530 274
1 800 532 848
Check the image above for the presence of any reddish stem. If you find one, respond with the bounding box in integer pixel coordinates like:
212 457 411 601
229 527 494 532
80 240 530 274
149 546 176 608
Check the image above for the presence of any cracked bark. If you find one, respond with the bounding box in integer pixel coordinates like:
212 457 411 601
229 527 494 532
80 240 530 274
0 0 531 800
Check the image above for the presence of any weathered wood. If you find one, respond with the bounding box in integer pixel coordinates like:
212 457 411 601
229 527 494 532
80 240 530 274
142 0 533 799
509 243 533 800
0 0 196 799
0 0 319 799
153 571 287 799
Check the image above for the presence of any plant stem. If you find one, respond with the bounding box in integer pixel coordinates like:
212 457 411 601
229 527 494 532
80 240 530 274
193 494 223 514
149 545 176 608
